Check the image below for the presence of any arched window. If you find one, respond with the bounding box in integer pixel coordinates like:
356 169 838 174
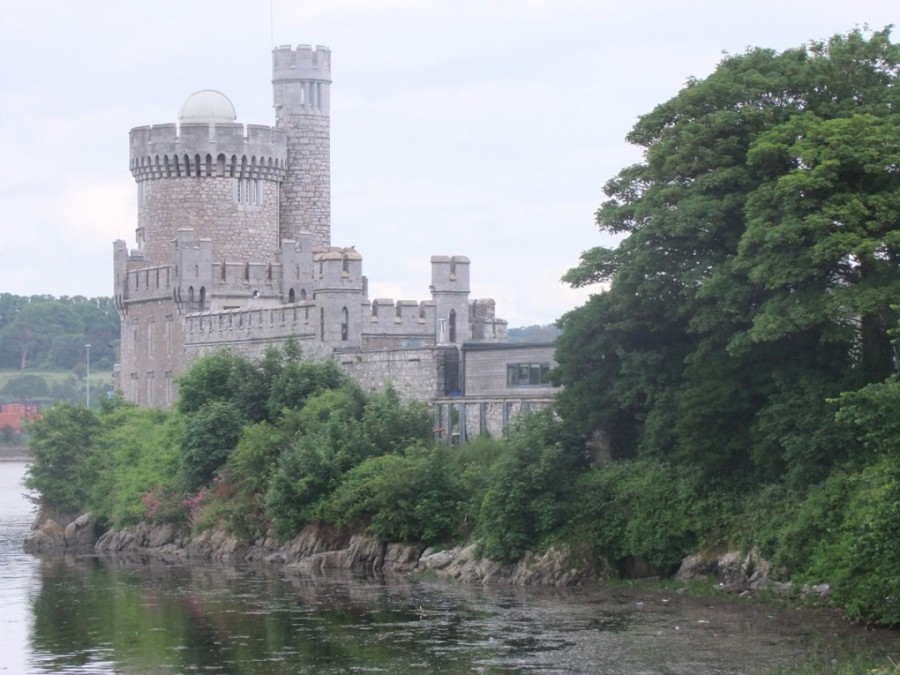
300 289 307 300
198 287 206 311
188 286 194 309
341 307 349 341
449 309 457 343
288 288 295 303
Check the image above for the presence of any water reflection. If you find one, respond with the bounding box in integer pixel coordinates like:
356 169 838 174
25 553 897 674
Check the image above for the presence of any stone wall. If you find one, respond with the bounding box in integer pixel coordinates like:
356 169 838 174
138 177 280 264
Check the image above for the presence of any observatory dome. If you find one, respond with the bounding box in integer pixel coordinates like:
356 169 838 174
179 90 237 124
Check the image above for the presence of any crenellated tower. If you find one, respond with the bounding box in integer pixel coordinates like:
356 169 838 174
430 256 471 344
129 90 287 265
273 45 332 248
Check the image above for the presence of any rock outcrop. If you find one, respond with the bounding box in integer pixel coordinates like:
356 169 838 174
67 520 600 586
23 513 99 553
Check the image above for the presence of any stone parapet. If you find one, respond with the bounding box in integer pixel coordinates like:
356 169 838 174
130 123 287 181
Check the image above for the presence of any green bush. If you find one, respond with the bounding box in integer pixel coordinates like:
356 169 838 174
805 456 900 626
25 403 100 512
477 411 581 563
180 400 245 490
319 445 463 545
86 402 185 527
571 460 714 572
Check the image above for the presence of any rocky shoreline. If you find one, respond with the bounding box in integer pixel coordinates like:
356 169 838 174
22 514 831 598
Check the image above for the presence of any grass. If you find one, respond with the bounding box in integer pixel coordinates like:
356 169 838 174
0 368 113 388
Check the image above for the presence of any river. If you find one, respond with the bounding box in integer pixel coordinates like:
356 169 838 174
1 460 896 674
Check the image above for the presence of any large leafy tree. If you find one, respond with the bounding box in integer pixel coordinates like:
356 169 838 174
554 28 900 481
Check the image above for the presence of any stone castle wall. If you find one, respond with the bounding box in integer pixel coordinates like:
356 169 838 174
137 178 281 264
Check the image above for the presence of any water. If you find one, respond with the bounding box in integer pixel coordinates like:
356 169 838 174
0 461 896 674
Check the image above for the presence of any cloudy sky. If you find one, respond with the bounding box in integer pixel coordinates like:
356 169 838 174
0 1 895 327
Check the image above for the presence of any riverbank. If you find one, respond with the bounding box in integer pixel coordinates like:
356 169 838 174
25 514 832 600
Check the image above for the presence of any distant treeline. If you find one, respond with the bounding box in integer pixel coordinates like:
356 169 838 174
506 324 560 343
0 294 119 372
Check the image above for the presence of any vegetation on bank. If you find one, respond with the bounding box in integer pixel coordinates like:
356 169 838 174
22 27 900 632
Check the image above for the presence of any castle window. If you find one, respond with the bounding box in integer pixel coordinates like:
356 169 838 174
288 288 295 303
320 308 325 341
342 257 349 277
164 371 173 408
506 363 551 387
341 307 349 341
147 318 155 357
198 287 206 311
448 309 457 343
165 315 173 356
235 178 261 205
188 286 194 309
300 289 307 300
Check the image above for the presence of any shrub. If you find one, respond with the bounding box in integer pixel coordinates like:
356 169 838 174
25 403 100 512
477 411 580 563
571 460 714 572
319 445 464 545
86 402 185 527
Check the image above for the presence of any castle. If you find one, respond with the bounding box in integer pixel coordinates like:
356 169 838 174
114 44 557 441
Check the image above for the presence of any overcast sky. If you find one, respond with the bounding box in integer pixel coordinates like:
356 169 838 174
0 2 895 327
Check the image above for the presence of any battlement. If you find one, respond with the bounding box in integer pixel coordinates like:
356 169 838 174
184 302 318 347
368 299 436 333
120 264 176 304
430 255 471 293
273 45 331 117
272 45 332 82
130 123 287 181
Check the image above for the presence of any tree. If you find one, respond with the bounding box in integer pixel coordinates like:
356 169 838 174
25 404 100 512
554 27 900 481
181 400 245 490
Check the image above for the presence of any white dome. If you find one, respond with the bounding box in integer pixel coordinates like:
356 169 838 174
179 90 237 124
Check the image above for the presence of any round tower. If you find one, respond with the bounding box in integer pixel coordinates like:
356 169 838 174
272 44 332 249
129 90 287 265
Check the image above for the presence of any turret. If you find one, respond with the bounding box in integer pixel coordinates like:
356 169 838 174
129 90 286 265
280 232 316 303
314 247 363 346
273 45 332 249
430 256 471 344
173 229 213 313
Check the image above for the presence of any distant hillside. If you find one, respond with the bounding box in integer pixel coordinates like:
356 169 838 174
507 324 561 343
0 293 118 372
